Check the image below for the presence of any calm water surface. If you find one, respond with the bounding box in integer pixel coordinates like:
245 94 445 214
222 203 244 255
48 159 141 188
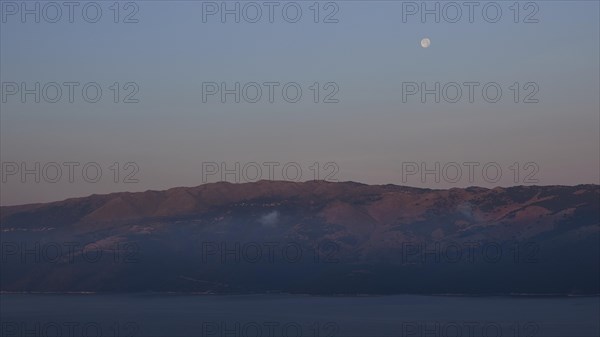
1 294 598 336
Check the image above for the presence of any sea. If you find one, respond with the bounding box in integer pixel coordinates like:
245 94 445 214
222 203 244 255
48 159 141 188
1 294 598 336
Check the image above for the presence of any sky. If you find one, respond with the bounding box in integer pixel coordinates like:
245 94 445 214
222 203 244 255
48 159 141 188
1 0 599 205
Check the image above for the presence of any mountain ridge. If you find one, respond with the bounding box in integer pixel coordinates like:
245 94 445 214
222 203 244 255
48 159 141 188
1 181 598 294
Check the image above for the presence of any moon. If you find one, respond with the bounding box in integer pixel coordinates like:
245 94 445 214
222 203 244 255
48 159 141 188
420 38 431 48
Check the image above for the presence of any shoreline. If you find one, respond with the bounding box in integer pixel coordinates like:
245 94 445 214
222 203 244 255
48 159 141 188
2 291 599 298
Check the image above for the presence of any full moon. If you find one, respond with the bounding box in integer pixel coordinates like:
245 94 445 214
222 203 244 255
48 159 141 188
421 38 431 48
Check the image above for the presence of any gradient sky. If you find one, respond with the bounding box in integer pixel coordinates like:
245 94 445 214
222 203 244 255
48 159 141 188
1 0 599 205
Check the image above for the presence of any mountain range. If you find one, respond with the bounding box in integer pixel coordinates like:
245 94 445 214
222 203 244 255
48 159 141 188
1 181 598 294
